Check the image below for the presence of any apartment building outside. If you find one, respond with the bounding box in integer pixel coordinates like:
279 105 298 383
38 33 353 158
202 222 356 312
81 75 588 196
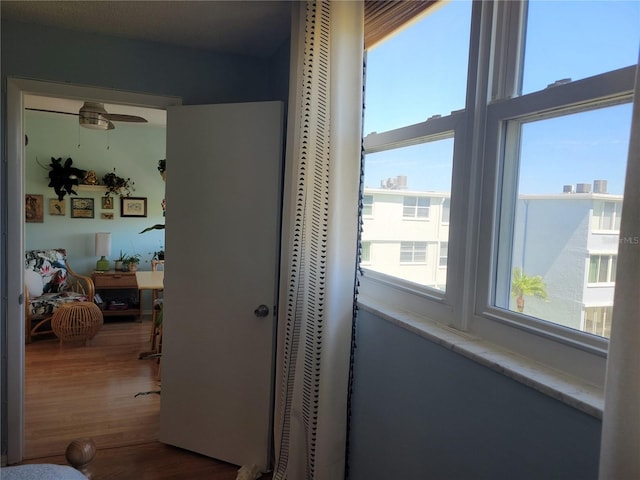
361 177 621 338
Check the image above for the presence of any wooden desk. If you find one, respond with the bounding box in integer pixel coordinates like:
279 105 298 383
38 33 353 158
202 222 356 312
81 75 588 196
136 271 164 349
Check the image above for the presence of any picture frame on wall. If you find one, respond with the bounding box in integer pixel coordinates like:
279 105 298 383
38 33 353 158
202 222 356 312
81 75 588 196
102 196 114 209
71 198 95 218
49 198 65 216
25 194 44 223
121 197 147 217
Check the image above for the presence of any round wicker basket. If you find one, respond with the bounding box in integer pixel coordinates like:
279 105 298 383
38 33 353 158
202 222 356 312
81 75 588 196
51 301 104 344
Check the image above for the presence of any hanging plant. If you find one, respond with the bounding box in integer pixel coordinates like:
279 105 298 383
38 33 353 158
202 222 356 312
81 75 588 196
102 168 135 197
48 157 87 201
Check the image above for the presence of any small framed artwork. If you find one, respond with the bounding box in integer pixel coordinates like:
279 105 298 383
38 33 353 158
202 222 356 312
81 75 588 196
102 196 114 210
25 194 44 222
71 197 95 218
101 213 114 220
121 197 147 217
49 198 66 216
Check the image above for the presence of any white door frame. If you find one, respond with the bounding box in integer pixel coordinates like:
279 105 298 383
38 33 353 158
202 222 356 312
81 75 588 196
5 77 181 463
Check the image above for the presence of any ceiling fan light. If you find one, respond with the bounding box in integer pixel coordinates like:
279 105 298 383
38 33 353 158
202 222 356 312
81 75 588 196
79 112 111 130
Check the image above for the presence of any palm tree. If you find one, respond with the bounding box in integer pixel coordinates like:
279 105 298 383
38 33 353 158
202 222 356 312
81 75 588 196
511 266 548 313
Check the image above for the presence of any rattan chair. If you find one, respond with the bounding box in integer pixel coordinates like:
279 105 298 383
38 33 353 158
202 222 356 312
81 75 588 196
25 249 95 343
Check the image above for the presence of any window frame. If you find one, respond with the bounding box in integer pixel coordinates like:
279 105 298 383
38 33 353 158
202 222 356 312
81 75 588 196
359 0 638 387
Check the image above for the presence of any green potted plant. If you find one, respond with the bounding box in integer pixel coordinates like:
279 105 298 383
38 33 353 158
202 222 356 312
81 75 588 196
114 250 128 271
102 168 135 197
125 254 142 272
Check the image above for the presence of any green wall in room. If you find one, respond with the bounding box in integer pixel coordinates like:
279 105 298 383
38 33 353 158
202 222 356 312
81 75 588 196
25 110 166 275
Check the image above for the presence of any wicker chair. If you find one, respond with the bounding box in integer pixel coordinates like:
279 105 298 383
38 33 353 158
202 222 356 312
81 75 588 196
24 249 95 343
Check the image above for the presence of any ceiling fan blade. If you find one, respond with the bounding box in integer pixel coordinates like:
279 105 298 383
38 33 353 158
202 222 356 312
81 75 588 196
25 108 79 116
103 113 148 123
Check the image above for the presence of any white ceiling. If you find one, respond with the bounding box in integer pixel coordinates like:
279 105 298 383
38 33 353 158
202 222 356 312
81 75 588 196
5 1 292 124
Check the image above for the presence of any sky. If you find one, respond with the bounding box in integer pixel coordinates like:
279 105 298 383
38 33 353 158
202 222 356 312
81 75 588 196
363 0 640 195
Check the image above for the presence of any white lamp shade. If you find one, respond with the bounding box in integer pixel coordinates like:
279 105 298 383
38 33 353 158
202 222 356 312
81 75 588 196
95 232 112 257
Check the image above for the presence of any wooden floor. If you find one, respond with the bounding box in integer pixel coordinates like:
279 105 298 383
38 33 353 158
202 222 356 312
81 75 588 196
20 318 271 479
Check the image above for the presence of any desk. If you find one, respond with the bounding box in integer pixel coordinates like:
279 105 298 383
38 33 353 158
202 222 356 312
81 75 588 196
136 271 164 349
92 271 139 318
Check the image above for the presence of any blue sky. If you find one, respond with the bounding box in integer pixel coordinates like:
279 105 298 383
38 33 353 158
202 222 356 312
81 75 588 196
363 0 640 195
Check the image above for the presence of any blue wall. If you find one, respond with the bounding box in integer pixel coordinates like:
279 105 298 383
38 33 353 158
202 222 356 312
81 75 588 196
0 20 282 105
348 309 602 480
1 18 290 460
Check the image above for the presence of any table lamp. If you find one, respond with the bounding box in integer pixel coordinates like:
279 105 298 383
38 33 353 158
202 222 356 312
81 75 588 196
95 232 112 271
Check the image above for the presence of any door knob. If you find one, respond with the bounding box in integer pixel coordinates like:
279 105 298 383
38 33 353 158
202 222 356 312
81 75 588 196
254 304 270 318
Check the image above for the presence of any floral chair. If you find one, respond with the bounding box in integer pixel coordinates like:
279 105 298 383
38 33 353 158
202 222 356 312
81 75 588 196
24 249 95 343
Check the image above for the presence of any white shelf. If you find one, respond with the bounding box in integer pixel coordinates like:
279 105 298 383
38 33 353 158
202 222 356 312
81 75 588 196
77 184 107 192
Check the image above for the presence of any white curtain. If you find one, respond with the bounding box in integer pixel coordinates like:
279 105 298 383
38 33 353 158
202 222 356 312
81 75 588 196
599 58 640 479
273 1 364 479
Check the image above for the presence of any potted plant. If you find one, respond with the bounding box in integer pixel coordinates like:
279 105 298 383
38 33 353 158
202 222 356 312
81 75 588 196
125 254 141 272
47 157 87 201
114 250 128 271
153 249 165 261
102 168 135 197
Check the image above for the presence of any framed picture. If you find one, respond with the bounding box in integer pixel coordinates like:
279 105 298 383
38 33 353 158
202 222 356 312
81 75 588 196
49 198 66 216
101 213 114 220
71 197 95 218
102 196 114 210
25 194 44 223
121 197 147 217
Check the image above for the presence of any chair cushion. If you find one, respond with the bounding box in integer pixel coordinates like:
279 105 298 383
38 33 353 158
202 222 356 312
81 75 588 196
25 249 69 295
28 292 89 317
25 268 43 297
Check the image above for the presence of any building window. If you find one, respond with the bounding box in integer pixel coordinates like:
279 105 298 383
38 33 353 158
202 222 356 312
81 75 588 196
584 306 613 339
362 194 373 217
439 241 448 268
592 200 622 231
441 198 450 224
361 241 371 264
400 241 427 264
403 196 430 219
588 254 617 284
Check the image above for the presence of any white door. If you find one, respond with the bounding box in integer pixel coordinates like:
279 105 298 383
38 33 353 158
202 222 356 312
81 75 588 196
160 101 283 471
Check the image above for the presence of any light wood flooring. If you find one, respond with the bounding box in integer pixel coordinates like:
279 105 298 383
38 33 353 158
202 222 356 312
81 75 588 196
18 317 271 479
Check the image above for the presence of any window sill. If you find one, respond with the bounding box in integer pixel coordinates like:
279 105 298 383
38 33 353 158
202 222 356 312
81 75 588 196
357 295 604 419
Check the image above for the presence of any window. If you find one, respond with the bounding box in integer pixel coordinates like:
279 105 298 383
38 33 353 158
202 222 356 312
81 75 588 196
403 196 430 219
360 0 639 382
522 1 640 95
584 306 613 339
400 241 427 264
588 255 617 284
363 0 472 134
493 104 631 332
362 195 374 217
441 198 450 224
592 201 622 231
439 242 448 268
361 241 371 264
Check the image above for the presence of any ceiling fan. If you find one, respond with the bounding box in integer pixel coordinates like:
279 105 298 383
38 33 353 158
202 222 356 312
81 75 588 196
26 101 148 130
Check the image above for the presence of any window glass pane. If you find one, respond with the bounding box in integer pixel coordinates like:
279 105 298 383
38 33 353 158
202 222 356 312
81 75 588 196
363 195 373 216
522 0 640 94
361 241 371 263
495 103 631 337
361 139 453 291
364 0 472 134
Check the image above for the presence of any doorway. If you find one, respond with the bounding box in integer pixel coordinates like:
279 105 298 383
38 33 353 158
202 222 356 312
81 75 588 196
6 77 181 463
